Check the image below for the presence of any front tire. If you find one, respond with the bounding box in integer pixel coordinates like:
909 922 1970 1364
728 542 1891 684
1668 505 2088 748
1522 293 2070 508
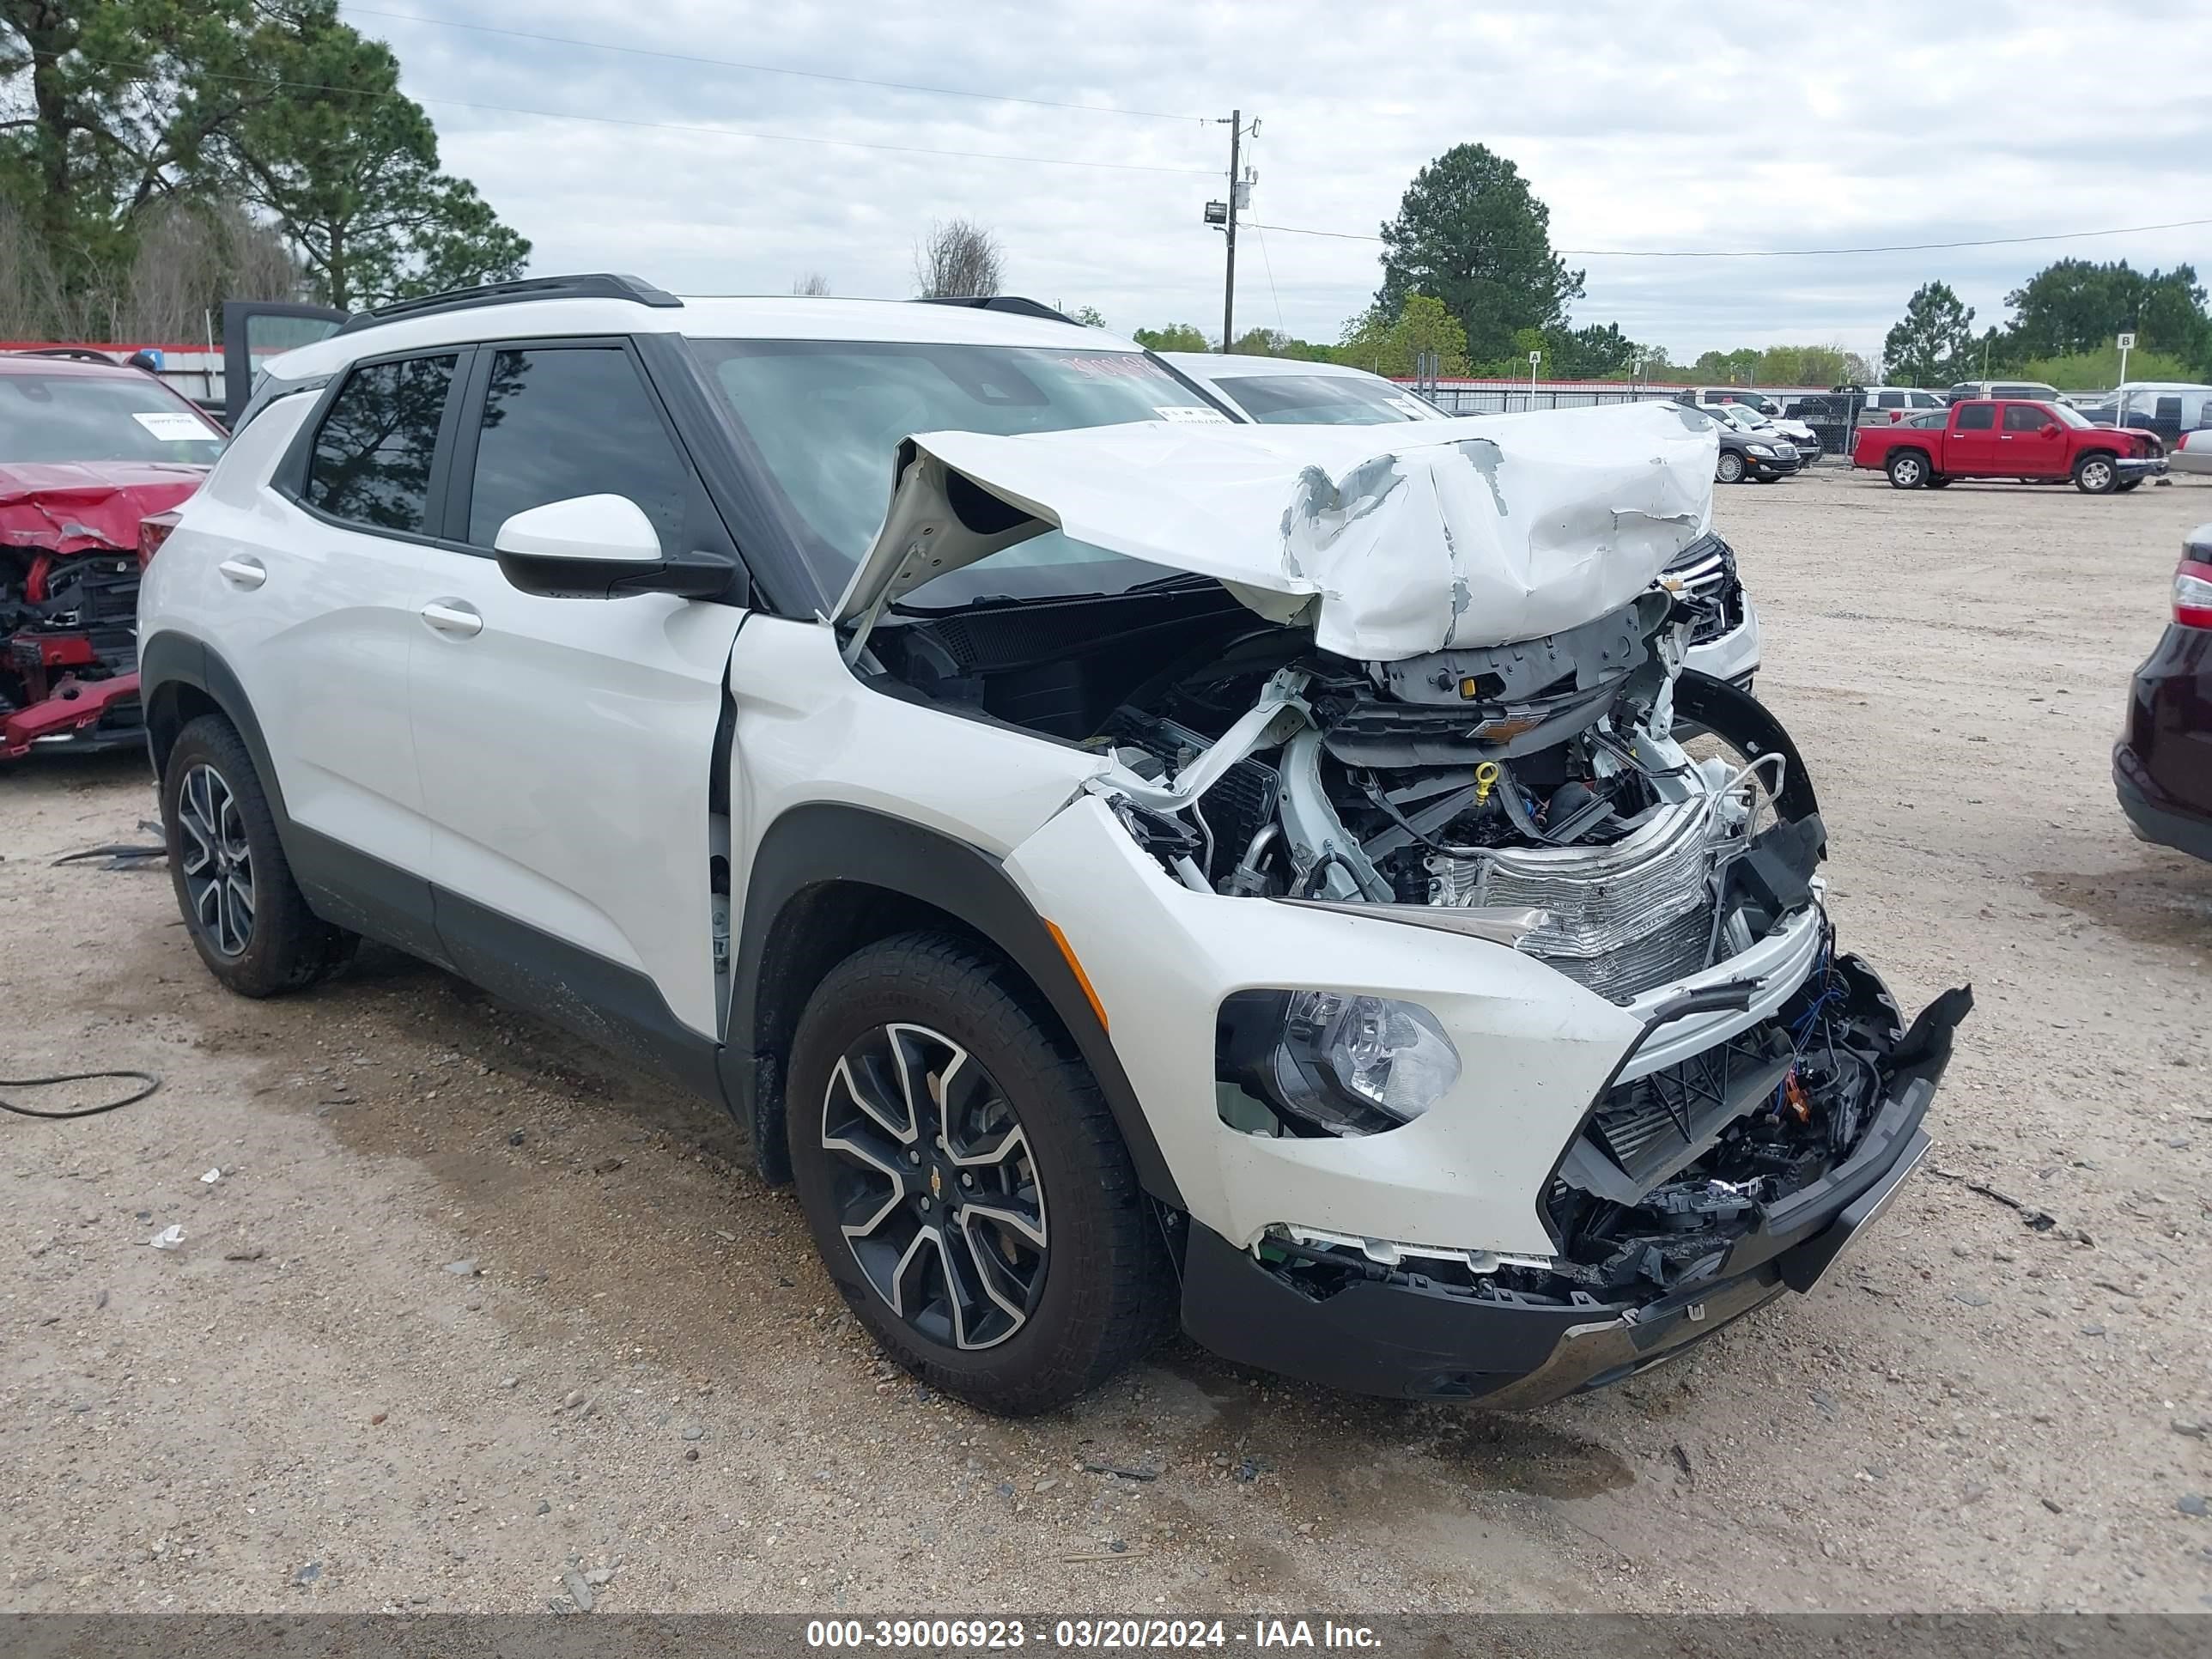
786 933 1170 1415
1716 452 1747 484
161 715 356 997
2074 452 2118 494
1886 451 1928 489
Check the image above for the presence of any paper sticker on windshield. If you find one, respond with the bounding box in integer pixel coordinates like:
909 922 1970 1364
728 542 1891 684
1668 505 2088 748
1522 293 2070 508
1385 397 1434 417
1155 404 1231 423
132 410 209 441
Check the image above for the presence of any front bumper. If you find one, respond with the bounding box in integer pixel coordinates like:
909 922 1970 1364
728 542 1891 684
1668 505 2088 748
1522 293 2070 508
1683 604 1761 688
1177 976 1966 1405
0 670 143 760
2118 455 2171 480
1745 453 1800 478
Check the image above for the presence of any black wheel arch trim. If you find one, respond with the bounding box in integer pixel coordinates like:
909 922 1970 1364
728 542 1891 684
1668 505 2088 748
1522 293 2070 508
1671 669 1820 823
724 801 1183 1208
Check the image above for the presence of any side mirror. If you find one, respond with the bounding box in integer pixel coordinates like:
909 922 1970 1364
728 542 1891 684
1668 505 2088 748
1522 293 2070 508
492 494 732 600
2041 423 2060 435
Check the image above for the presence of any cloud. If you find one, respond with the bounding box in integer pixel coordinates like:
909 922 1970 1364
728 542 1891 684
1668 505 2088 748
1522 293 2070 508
352 0 2212 357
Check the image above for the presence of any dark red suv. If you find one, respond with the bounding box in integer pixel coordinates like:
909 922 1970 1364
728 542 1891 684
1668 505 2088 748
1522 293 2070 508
2116 523 2212 860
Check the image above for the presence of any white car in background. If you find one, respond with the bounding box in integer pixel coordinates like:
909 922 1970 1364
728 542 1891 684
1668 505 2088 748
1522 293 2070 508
1169 354 1762 693
1162 351 1449 425
2173 428 2212 476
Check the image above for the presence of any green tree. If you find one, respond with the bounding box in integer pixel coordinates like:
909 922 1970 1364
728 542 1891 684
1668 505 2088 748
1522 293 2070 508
2021 345 2195 392
1 0 527 319
1067 303 1105 327
209 3 526 309
1882 282 1977 386
2003 259 2210 371
1132 323 1209 352
1334 295 1468 379
1375 143 1584 363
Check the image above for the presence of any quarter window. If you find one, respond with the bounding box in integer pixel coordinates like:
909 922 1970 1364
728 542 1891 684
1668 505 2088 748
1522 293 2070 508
465 347 690 549
304 354 458 533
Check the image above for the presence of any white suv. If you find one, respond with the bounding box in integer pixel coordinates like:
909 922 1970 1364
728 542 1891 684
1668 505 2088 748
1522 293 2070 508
138 276 1968 1413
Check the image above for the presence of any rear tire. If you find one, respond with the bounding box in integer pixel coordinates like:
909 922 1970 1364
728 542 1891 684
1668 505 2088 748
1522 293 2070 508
1716 452 1746 484
1886 451 1928 489
2074 452 2118 494
161 714 357 997
786 933 1171 1415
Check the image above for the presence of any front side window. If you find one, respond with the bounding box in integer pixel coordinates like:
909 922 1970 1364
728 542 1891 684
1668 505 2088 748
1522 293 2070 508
465 347 692 549
0 372 224 465
304 354 458 532
1215 373 1439 425
694 339 1226 604
1955 404 1997 430
2002 404 2051 432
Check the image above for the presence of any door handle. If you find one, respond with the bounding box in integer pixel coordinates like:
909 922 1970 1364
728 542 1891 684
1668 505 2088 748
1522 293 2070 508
217 556 266 589
420 600 483 638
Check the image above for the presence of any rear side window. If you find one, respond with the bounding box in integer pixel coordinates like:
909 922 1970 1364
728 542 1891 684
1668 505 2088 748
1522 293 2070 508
305 355 458 532
465 347 690 550
2002 404 2048 431
1955 404 1996 429
1875 392 1904 409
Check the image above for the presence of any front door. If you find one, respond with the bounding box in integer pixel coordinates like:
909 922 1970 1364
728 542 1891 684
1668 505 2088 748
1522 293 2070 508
1946 402 2002 475
404 339 746 1061
1998 402 2069 477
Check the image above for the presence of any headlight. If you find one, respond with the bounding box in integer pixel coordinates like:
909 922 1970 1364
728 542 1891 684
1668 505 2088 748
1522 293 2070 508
1217 989 1462 1136
1747 443 1774 457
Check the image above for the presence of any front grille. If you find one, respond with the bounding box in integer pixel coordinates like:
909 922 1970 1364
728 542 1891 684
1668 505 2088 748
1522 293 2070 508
1666 539 1746 646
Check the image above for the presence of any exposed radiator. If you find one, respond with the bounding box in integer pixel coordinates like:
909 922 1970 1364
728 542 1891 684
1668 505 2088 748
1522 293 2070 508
1428 797 1720 1003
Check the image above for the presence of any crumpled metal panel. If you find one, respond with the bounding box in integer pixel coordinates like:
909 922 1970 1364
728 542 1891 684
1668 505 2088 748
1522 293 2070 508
0 461 208 555
836 402 1718 663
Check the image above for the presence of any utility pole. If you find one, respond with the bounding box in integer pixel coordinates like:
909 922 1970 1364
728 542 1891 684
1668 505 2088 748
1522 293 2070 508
1213 111 1256 352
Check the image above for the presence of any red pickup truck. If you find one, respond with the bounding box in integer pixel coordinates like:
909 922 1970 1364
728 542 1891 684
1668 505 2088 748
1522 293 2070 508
1851 398 2168 494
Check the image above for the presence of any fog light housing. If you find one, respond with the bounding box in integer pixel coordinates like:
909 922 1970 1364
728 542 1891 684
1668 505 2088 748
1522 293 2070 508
1218 989 1462 1136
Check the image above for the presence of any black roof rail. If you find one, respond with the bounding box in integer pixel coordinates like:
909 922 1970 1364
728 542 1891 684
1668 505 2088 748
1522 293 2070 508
912 295 1083 327
9 345 122 365
335 273 683 336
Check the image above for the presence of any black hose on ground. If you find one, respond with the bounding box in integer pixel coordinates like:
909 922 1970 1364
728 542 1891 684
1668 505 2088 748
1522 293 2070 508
0 1070 161 1119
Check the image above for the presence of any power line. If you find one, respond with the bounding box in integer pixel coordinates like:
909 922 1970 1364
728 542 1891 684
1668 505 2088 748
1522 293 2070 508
343 5 1208 125
70 55 1217 177
1247 216 2212 257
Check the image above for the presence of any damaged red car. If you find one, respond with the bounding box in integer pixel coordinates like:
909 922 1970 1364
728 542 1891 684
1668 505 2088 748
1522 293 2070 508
0 349 225 759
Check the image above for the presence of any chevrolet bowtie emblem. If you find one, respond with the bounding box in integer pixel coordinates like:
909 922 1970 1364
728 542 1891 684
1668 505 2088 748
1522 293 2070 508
929 1166 943 1200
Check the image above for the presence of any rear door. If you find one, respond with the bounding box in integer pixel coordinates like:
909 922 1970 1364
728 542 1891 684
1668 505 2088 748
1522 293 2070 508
223 348 467 958
1999 401 2069 477
221 301 347 428
1946 402 2001 474
405 337 746 1053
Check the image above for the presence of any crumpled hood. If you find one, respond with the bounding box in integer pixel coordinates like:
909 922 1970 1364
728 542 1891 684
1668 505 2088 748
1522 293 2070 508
836 401 1717 661
0 462 209 556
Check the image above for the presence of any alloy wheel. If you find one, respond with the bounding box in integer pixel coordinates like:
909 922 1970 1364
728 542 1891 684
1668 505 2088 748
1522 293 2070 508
2080 459 2114 492
177 763 255 957
820 1022 1048 1351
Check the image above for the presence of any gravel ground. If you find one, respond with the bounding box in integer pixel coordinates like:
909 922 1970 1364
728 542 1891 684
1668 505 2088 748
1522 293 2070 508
3 467 2210 1615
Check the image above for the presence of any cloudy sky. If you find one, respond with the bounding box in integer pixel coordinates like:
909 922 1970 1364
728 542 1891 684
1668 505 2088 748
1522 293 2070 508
348 0 2212 361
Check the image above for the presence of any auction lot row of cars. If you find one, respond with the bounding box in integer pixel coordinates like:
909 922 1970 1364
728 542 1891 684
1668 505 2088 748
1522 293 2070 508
9 282 2206 1419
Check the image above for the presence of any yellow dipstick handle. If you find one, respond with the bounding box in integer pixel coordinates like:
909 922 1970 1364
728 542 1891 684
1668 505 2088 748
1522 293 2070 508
1473 761 1500 807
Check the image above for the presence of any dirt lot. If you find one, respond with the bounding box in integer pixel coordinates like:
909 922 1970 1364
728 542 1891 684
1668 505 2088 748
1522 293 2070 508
3 468 2211 1615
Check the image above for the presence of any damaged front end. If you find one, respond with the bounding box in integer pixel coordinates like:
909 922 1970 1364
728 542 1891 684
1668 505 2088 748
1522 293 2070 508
848 404 1969 1402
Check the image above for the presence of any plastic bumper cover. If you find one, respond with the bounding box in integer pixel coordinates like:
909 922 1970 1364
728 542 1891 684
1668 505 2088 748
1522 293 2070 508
1178 979 1966 1404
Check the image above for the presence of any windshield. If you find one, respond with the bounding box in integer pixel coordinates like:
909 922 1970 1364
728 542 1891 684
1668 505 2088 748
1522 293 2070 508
694 338 1229 605
1715 405 1767 430
1212 373 1440 425
0 371 223 465
2045 402 2092 428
